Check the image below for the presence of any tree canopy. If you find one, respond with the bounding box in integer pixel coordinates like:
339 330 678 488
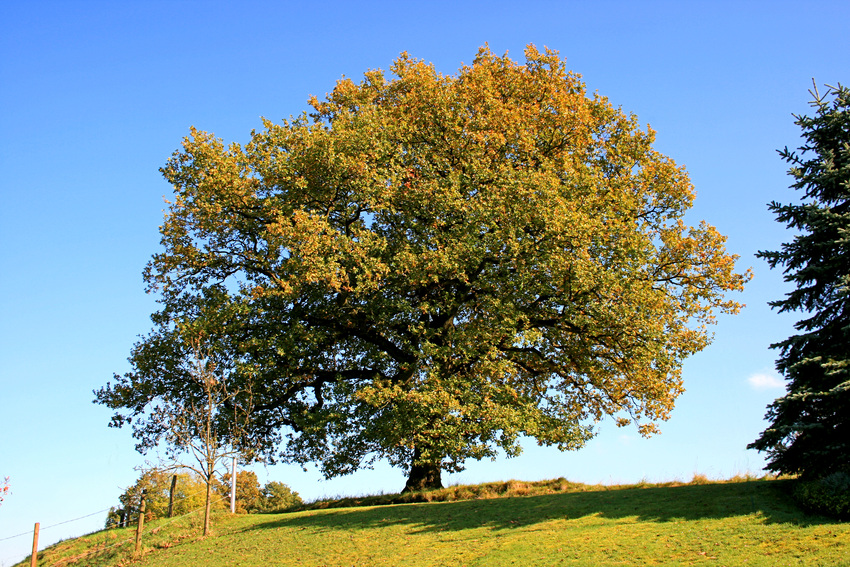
215 470 260 513
749 83 850 479
106 470 219 528
97 46 749 491
254 481 303 513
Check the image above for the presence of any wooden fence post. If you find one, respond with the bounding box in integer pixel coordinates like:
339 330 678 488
134 490 146 558
230 457 237 514
30 522 39 567
168 474 177 518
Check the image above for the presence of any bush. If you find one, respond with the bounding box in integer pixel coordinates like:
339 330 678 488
793 472 850 520
255 481 303 512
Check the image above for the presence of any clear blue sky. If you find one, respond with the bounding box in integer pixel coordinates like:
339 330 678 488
1 1 848 564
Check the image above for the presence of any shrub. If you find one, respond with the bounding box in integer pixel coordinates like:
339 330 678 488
691 474 711 485
793 472 850 520
255 481 303 512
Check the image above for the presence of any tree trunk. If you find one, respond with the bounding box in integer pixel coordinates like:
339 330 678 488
402 447 443 492
203 476 212 536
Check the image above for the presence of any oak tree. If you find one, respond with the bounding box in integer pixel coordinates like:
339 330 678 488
99 46 748 491
749 83 850 479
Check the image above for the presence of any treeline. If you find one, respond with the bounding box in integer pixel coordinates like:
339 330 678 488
106 469 302 527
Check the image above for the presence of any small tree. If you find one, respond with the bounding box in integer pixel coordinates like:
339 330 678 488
749 83 850 479
97 331 256 535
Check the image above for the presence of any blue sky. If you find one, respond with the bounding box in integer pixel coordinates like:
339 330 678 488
1 1 848 563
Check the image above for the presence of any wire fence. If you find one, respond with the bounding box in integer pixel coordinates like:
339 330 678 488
0 509 113 544
51 495 230 567
0 492 229 566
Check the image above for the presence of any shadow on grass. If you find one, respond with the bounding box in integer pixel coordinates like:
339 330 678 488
245 479 835 536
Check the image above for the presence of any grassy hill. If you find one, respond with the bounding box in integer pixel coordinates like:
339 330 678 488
21 477 850 566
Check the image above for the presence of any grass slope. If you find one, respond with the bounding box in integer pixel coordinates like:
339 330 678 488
22 478 850 567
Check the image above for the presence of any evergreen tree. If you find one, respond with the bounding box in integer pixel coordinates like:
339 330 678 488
750 83 850 478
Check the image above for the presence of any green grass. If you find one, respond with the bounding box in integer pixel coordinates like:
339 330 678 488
20 477 850 567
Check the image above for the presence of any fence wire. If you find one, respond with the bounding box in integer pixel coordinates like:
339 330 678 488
48 495 229 567
0 508 109 543
1 493 229 566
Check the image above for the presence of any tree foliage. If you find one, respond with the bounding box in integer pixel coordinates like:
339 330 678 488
106 470 219 528
254 481 303 512
215 470 261 513
107 470 300 526
97 337 255 533
98 45 748 491
749 83 850 479
212 472 302 513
